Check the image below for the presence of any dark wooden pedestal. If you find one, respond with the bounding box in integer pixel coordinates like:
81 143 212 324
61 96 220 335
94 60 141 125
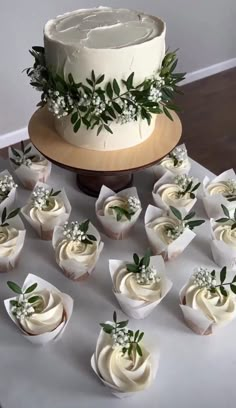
76 173 133 197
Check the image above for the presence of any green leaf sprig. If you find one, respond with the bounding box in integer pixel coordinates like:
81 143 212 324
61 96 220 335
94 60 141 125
0 207 21 227
110 205 135 221
174 175 201 199
100 311 144 357
10 141 36 167
193 266 236 296
32 186 61 209
7 280 42 318
63 219 97 244
126 249 151 273
169 206 205 230
216 204 236 230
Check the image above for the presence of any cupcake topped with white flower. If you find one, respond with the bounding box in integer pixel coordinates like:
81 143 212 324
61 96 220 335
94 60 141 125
52 219 104 281
160 144 191 175
91 311 159 396
180 266 236 335
0 170 17 211
103 195 141 222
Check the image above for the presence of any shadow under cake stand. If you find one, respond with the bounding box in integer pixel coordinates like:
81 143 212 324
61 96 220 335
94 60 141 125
28 107 182 197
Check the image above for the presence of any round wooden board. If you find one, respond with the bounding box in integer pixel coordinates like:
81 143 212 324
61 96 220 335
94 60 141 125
28 107 182 174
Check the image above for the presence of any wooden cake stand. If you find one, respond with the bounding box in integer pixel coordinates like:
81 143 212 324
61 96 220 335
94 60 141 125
28 107 182 196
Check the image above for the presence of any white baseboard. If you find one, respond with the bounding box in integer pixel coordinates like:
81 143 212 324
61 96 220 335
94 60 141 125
0 57 236 148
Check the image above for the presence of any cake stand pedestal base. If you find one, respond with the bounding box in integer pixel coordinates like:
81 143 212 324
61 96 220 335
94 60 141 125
76 173 133 197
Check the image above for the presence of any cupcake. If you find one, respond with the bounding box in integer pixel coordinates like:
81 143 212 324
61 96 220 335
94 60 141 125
109 250 172 319
202 169 236 219
0 207 26 272
4 274 73 344
52 219 104 281
96 185 142 240
152 173 200 217
0 170 18 211
157 144 191 176
145 204 205 260
22 182 71 240
180 266 236 335
91 311 159 397
9 142 51 190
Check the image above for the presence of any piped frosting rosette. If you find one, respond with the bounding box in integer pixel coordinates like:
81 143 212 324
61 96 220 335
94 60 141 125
155 144 191 178
52 219 104 281
0 207 26 272
95 185 142 240
145 205 197 260
91 312 159 398
22 182 71 240
4 274 73 345
210 212 236 271
179 266 236 335
152 173 199 217
202 169 236 219
109 253 172 319
9 143 51 190
0 170 17 212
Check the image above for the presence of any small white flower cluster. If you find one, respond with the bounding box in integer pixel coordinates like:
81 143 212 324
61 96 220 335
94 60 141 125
136 265 159 285
118 101 138 124
127 196 141 213
175 174 193 191
92 95 106 116
14 156 32 168
226 179 236 195
11 296 35 319
111 326 130 348
31 186 50 209
169 146 187 165
0 175 17 199
192 267 217 289
148 84 162 103
166 223 185 240
47 90 73 119
63 221 88 242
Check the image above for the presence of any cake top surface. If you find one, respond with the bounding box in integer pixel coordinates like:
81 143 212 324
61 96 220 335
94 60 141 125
44 7 165 49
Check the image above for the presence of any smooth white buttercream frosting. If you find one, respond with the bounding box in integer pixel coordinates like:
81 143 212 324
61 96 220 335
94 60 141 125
0 227 19 257
214 224 236 248
147 216 180 244
207 181 235 197
157 184 194 208
29 197 66 224
56 239 98 267
161 157 190 174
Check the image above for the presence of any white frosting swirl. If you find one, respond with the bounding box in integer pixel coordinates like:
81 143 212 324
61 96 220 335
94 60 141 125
96 330 154 392
0 227 19 257
103 196 128 221
214 224 236 248
157 184 193 208
30 158 49 173
114 267 161 302
161 158 190 174
207 181 234 197
19 289 64 335
29 197 66 224
56 239 98 267
148 216 179 244
184 283 236 325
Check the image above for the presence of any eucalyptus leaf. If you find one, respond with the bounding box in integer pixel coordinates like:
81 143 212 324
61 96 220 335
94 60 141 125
136 343 143 357
7 281 22 294
220 286 227 297
79 219 90 233
133 253 139 265
25 283 38 294
28 295 41 304
230 284 236 294
221 204 230 218
170 206 182 220
7 208 21 220
220 266 227 284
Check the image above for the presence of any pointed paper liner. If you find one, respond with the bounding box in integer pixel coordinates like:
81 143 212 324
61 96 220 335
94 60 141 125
21 181 71 241
109 256 172 319
0 169 17 212
152 172 197 218
210 219 236 271
4 273 73 345
0 215 26 273
8 144 52 190
154 144 191 177
144 205 196 261
202 169 236 219
52 223 104 281
95 185 142 240
91 328 160 398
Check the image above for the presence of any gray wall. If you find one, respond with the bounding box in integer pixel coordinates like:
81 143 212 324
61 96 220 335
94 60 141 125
1 0 235 135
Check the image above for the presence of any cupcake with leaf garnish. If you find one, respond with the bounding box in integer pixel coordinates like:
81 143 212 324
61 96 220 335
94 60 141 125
157 144 191 176
96 185 142 239
145 204 205 260
180 266 236 335
152 173 200 217
52 219 104 281
202 169 236 219
109 249 172 319
4 274 73 344
9 141 51 190
210 204 236 270
0 206 25 272
91 311 159 397
22 182 71 240
0 170 18 211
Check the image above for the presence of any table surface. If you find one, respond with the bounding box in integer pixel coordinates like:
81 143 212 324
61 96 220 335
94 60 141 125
0 158 235 408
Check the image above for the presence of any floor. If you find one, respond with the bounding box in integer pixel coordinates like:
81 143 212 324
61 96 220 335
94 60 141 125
1 68 236 174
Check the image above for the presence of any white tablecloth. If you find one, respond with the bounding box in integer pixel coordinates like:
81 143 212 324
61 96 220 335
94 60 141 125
0 158 235 408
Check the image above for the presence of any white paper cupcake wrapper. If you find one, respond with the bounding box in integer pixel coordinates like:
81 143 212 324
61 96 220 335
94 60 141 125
144 205 196 260
0 169 17 212
52 223 104 280
154 144 191 177
152 172 197 217
210 219 236 270
4 273 73 344
22 181 71 239
109 256 172 319
91 328 159 398
0 215 26 272
202 169 236 219
8 144 52 190
95 185 142 240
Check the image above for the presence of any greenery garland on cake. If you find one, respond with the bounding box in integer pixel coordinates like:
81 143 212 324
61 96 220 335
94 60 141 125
26 46 185 135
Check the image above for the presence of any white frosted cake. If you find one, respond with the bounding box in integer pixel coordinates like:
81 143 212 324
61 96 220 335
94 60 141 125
43 7 166 151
